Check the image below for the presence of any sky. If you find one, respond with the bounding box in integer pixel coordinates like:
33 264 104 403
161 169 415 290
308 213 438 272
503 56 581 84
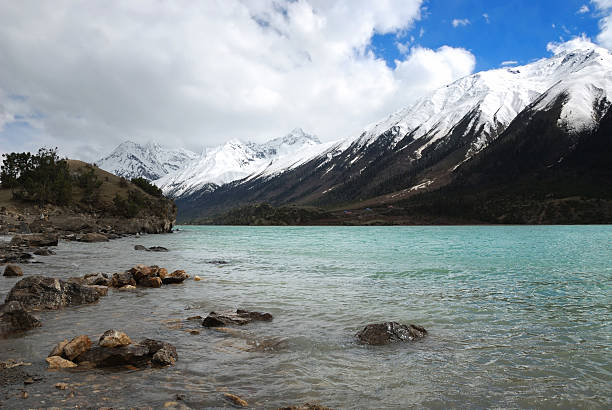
1 0 611 161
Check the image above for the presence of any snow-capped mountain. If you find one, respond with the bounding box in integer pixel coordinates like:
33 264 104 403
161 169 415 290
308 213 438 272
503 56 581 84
97 141 198 181
174 41 612 221
156 128 321 197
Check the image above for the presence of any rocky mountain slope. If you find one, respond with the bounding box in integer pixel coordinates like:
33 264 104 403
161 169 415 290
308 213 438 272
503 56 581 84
97 141 198 181
155 128 322 198
175 42 612 224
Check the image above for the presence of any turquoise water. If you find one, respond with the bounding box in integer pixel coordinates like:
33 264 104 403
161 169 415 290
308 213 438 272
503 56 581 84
0 226 610 408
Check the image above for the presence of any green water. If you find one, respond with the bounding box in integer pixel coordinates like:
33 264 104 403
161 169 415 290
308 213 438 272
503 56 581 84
0 225 610 408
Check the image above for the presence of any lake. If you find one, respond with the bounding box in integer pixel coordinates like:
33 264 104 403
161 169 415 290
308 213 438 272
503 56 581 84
0 226 610 408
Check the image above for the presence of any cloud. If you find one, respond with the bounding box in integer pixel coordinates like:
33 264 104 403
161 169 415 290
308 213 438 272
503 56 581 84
452 18 470 28
500 60 518 66
482 13 490 24
546 34 598 55
0 0 478 161
593 0 612 50
577 5 590 14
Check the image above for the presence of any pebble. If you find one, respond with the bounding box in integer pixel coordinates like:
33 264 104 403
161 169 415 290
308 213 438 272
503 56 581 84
224 393 248 407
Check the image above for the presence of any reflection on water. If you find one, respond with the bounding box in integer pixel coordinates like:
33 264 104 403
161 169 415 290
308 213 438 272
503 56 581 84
0 226 611 409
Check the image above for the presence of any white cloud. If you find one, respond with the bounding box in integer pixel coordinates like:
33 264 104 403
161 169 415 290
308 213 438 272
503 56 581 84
0 0 478 161
482 13 490 24
577 5 590 14
593 0 612 50
452 18 470 28
500 60 518 66
546 34 598 55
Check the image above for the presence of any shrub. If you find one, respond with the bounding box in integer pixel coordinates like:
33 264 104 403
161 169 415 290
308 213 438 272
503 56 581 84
131 177 163 197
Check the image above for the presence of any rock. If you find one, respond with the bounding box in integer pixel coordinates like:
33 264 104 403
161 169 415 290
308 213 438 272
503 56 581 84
134 245 148 251
129 264 156 282
18 222 32 234
118 285 136 290
224 393 248 407
139 276 162 288
148 246 169 252
355 322 427 345
62 335 92 360
0 301 42 337
99 329 131 348
74 344 150 367
202 309 273 327
110 271 136 288
33 248 56 256
49 339 69 357
73 338 177 368
87 285 109 296
162 270 188 285
82 273 111 287
77 233 109 243
5 276 101 310
45 356 77 369
3 264 23 277
208 260 229 265
152 347 177 366
55 382 68 390
194 276 201 281
10 234 59 247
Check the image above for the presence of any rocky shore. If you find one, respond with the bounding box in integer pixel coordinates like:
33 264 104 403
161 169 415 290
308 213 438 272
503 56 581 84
0 231 427 408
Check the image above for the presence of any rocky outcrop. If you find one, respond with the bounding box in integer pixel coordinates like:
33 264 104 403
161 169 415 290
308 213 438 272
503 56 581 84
5 276 101 311
0 301 41 337
3 264 23 277
202 309 273 327
46 331 178 368
355 322 427 345
33 248 55 256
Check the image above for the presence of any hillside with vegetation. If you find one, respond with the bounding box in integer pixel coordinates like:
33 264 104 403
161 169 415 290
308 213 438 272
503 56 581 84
0 149 176 236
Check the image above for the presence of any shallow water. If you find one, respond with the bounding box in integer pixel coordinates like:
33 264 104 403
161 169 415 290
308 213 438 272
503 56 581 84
0 226 611 409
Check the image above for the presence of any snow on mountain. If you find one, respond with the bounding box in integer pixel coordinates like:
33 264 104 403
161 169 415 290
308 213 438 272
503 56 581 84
97 141 198 181
351 42 612 159
156 128 321 197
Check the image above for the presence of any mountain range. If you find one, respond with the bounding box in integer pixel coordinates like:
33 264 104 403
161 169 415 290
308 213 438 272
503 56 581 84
97 42 612 224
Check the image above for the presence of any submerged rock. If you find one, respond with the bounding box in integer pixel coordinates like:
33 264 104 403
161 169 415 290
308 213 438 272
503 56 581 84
224 393 248 407
202 309 273 327
3 264 23 277
278 403 333 410
33 248 56 256
148 246 169 252
0 301 42 337
82 273 111 287
355 322 427 345
5 276 101 311
134 245 148 251
75 337 177 368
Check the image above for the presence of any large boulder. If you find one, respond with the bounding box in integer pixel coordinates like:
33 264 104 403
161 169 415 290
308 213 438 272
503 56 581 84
202 309 273 327
3 264 23 277
162 270 189 285
0 301 42 337
139 276 162 288
10 233 58 247
82 273 111 287
74 337 177 368
355 322 427 345
5 276 101 311
77 233 109 243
